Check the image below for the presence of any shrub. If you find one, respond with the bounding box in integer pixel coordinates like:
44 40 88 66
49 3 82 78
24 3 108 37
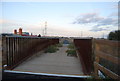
67 43 75 49
45 45 58 53
57 43 63 47
66 49 77 56
66 43 77 56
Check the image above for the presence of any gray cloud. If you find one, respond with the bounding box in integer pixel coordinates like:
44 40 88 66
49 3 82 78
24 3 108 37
73 12 117 32
97 18 117 26
90 26 109 32
73 13 104 24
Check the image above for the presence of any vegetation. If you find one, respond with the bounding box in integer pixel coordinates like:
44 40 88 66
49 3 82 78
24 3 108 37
45 45 59 53
66 49 76 56
67 43 75 49
108 30 120 41
66 43 77 56
45 43 63 53
56 43 63 47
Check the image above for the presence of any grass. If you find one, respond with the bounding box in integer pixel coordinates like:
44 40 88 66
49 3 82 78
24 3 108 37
56 43 63 47
45 43 63 53
45 45 59 53
66 49 76 56
66 43 77 56
67 43 75 49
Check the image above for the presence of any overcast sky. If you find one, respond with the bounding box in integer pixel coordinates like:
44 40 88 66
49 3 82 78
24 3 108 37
0 2 118 38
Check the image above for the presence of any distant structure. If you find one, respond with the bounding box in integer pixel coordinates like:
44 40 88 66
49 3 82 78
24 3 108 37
14 29 17 34
13 28 37 37
19 28 22 35
81 31 83 37
43 21 47 36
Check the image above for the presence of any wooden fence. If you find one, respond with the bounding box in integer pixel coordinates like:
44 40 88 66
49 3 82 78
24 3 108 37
2 36 59 70
94 39 120 79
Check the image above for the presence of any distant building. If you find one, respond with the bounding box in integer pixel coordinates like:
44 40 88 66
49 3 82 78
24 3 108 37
14 28 29 36
13 28 38 37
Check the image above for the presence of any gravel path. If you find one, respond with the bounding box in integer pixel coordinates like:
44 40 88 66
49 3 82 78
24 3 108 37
13 44 83 75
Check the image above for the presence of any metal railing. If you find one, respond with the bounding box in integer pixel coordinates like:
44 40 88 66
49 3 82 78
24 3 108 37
74 38 93 75
2 36 59 70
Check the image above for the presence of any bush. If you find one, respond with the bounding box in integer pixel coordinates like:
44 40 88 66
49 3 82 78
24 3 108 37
66 43 77 56
45 45 58 53
67 43 75 49
66 49 77 56
56 43 63 47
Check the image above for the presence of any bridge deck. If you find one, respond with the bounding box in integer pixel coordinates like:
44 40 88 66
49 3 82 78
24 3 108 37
13 44 83 75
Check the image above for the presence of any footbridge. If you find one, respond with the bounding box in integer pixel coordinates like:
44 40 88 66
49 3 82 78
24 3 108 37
2 36 119 80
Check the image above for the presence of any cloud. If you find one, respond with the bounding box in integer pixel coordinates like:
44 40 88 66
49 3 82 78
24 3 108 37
109 12 118 17
90 26 109 32
73 13 104 24
72 12 117 32
97 18 117 26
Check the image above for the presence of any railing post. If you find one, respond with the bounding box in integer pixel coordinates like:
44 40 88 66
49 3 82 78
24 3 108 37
2 36 7 69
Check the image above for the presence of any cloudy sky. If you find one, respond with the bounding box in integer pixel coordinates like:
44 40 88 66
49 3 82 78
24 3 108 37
0 2 118 38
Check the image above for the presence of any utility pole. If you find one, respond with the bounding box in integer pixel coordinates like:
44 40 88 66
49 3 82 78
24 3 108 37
81 31 83 37
44 21 47 36
42 29 44 36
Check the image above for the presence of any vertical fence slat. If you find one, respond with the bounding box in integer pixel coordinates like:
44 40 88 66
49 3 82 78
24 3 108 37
2 37 7 69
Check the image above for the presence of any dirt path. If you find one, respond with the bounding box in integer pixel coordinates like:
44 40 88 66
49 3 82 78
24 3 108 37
13 44 83 75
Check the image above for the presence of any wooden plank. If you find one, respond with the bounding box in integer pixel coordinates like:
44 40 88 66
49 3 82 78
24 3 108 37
94 39 120 47
95 50 120 65
94 62 120 79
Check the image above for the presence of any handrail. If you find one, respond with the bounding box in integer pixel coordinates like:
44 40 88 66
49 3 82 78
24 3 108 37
94 62 119 79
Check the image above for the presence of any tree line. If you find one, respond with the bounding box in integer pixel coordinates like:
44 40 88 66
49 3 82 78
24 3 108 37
108 30 120 41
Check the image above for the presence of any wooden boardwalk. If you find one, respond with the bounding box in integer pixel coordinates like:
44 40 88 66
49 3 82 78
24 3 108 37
13 44 83 75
